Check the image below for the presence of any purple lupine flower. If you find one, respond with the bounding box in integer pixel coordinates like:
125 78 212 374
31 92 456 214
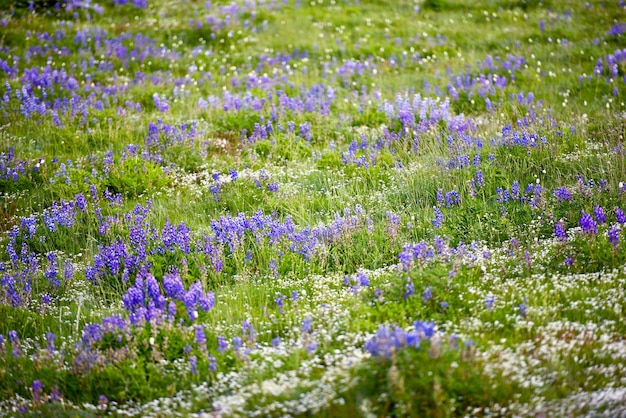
553 186 572 202
485 294 495 310
32 380 43 401
232 337 243 351
579 210 597 235
414 321 435 338
153 93 169 113
404 279 414 299
198 291 215 312
189 355 198 375
168 301 177 319
41 293 51 306
50 387 61 402
63 259 74 281
272 337 281 348
519 303 527 318
75 193 87 212
445 190 460 207
163 273 185 300
268 259 278 277
511 181 520 200
291 290 300 302
422 286 432 303
474 170 484 188
275 293 284 314
45 252 59 287
435 188 444 206
432 207 444 228
208 353 217 371
20 215 37 238
46 332 56 352
242 320 256 341
594 204 607 224
301 316 313 333
217 336 228 353
8 330 20 358
195 325 207 349
555 220 567 242
307 341 318 354
609 225 620 247
357 270 370 286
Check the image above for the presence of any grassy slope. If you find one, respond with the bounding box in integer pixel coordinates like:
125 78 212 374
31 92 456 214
1 0 626 416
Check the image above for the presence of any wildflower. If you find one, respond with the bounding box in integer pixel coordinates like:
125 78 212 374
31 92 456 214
609 225 620 247
436 188 443 205
357 270 370 286
553 186 572 202
422 286 433 303
579 210 597 235
163 273 185 300
233 337 243 351
445 190 460 207
98 395 108 410
32 380 43 402
432 207 444 228
217 336 228 353
511 181 520 200
486 294 495 310
474 170 484 188
301 317 313 333
195 325 207 349
46 332 55 352
63 260 74 281
519 303 527 318
20 215 37 238
594 204 607 224
208 353 217 371
555 220 567 242
8 330 20 358
275 293 284 314
189 355 198 375
404 279 414 299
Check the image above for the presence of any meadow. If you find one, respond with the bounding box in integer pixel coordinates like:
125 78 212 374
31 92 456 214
1 0 626 416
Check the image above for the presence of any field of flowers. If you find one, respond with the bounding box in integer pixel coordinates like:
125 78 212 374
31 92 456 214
1 0 626 416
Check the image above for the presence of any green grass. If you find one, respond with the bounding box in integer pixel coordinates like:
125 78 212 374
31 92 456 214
1 0 626 416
